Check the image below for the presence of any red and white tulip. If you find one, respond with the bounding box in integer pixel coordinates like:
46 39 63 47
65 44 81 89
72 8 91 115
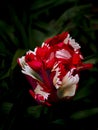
17 32 92 106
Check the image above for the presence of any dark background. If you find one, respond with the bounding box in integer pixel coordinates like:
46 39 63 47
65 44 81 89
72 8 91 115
0 0 98 129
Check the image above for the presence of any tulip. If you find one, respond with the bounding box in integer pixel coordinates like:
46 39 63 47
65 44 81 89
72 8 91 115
17 32 93 106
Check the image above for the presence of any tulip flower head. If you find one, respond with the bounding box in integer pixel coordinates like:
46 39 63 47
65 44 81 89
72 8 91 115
17 32 93 106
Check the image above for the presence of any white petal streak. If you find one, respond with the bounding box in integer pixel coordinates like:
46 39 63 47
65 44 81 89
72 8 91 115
21 65 36 79
46 52 55 63
52 62 59 71
18 56 26 68
56 49 71 59
57 84 77 98
53 67 61 89
34 83 50 100
34 47 37 54
57 70 79 98
41 42 45 47
26 50 34 54
52 64 62 89
63 34 70 44
69 38 81 51
62 71 79 86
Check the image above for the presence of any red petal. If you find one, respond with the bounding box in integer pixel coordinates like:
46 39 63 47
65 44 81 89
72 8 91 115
72 53 81 65
36 46 50 59
25 53 35 62
58 32 68 41
17 58 21 67
46 58 56 69
29 89 35 98
35 94 44 101
77 63 93 71
45 32 69 46
28 60 42 70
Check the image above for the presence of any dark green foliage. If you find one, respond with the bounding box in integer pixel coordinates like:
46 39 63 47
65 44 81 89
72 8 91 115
0 0 98 129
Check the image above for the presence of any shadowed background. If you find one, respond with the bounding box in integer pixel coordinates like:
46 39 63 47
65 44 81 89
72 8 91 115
0 0 98 129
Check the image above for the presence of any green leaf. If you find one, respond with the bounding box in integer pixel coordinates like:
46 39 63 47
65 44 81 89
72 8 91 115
11 49 27 70
71 108 98 120
74 77 95 100
31 0 76 11
83 55 98 64
52 119 65 125
0 69 10 80
1 102 13 115
31 29 47 46
9 8 29 48
26 105 43 118
55 4 91 32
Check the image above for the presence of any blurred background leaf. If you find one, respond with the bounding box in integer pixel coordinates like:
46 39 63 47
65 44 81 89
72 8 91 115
0 0 98 130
